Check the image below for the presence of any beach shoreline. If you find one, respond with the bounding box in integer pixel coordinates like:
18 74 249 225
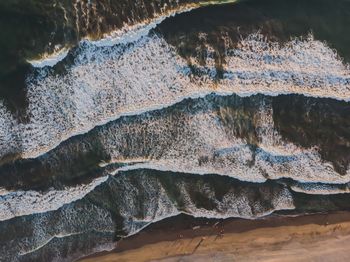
79 210 350 262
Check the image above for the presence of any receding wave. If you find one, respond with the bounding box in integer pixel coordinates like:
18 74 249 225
4 169 350 261
0 170 294 261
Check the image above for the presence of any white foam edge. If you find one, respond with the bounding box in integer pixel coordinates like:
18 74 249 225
19 229 115 256
106 160 350 185
18 203 290 258
290 184 350 195
20 88 350 162
26 4 200 68
27 48 70 68
0 175 109 222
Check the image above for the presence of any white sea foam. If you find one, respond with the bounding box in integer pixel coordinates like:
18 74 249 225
180 182 295 220
291 183 350 195
27 0 238 69
27 2 200 68
0 176 108 221
9 199 115 261
5 170 293 260
1 33 349 170
19 231 84 256
91 5 198 48
28 48 70 68
96 100 350 184
0 101 20 159
109 173 295 235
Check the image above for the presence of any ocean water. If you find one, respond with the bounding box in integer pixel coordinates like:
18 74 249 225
0 0 350 261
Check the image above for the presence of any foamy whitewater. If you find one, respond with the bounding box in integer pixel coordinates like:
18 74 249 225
26 0 239 69
26 3 200 68
2 33 350 161
1 172 294 260
28 49 70 68
95 99 350 184
290 183 350 195
0 176 108 221
1 33 350 183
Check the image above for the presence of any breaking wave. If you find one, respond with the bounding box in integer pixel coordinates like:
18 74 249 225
100 98 350 184
0 32 350 163
1 92 349 193
0 170 295 261
0 176 108 221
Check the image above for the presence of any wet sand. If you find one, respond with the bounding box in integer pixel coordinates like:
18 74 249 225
79 211 350 262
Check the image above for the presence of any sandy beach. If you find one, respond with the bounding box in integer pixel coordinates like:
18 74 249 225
79 211 350 262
